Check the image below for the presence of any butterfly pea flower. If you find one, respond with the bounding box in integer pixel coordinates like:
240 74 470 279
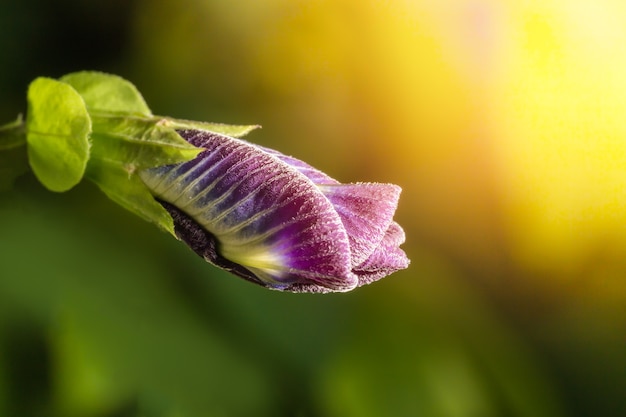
139 130 409 293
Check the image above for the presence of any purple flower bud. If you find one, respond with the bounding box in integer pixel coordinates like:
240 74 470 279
140 130 409 293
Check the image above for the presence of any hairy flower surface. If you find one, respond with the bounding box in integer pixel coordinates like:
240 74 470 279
140 130 409 293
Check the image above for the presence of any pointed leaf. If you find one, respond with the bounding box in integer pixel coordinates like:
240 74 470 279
163 118 260 138
61 71 151 116
26 77 91 192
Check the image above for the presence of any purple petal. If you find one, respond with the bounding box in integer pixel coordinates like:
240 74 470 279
317 183 401 267
353 221 410 285
256 145 338 185
140 130 358 292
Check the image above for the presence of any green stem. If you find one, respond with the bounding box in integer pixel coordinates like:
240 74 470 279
0 115 27 150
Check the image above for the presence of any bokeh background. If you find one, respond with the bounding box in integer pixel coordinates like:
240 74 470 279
1 0 626 416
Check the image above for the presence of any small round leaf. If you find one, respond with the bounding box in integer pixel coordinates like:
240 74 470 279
26 77 91 192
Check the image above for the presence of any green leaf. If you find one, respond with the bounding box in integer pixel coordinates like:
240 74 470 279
90 115 203 171
162 117 260 138
86 157 175 235
60 71 152 116
26 77 92 192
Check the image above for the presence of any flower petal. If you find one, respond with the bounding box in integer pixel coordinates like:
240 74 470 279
256 145 338 185
317 183 401 267
353 221 410 285
140 130 358 292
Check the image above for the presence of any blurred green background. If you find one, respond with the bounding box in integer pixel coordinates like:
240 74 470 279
1 0 626 416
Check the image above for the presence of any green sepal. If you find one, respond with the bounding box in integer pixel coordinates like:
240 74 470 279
60 71 152 116
86 157 175 235
162 117 260 138
26 77 92 192
58 72 203 234
90 115 203 171
84 114 201 234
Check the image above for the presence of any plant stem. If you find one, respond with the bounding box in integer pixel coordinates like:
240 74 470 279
0 115 26 150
